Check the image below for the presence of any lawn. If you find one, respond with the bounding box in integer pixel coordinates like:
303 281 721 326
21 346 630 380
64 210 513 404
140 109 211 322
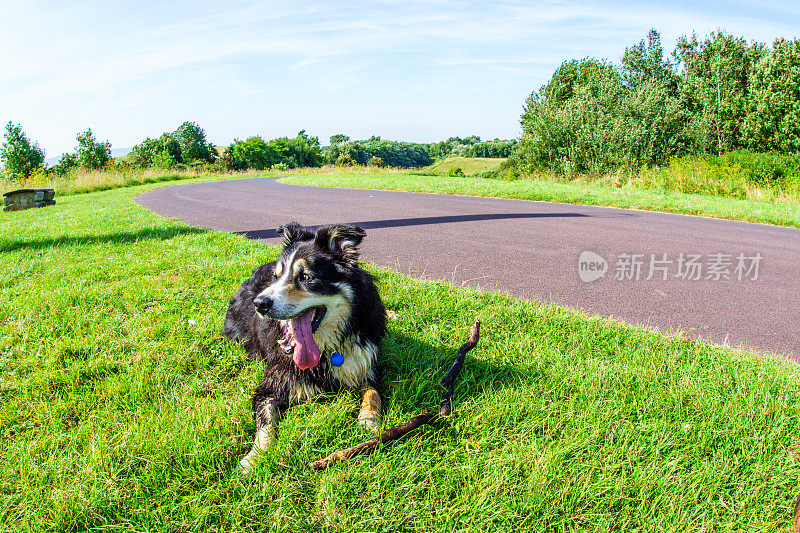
425 156 506 175
281 172 800 229
1 180 799 531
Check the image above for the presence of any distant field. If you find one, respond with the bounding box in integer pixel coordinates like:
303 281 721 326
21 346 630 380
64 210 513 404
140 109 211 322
426 156 506 175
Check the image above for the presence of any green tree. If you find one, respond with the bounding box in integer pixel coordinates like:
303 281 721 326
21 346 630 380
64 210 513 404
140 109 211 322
675 31 765 154
51 152 78 175
516 58 628 173
174 121 215 163
268 131 324 168
329 134 349 145
75 128 111 170
130 133 182 167
219 136 280 171
621 29 676 89
744 37 800 152
1 122 45 179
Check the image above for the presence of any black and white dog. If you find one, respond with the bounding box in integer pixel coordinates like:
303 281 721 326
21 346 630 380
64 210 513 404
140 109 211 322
223 222 386 473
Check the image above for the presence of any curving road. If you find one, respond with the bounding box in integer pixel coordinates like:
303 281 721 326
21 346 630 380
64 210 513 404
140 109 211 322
136 178 800 361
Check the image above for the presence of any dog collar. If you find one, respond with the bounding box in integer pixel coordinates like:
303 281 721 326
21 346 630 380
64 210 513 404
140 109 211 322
330 352 344 367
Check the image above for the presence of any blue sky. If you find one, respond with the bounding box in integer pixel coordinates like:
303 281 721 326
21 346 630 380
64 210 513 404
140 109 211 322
2 1 799 158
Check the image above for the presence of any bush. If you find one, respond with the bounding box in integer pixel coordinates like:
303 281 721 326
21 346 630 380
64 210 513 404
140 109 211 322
368 156 384 167
705 150 800 187
152 150 177 170
636 151 800 198
51 153 78 176
335 155 354 166
473 170 501 179
510 29 800 176
325 139 432 167
447 166 465 177
218 131 323 171
268 131 324 168
130 134 181 168
219 137 279 171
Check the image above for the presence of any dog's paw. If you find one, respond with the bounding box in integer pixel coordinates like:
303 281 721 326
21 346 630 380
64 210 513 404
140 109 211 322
237 454 256 476
357 412 382 432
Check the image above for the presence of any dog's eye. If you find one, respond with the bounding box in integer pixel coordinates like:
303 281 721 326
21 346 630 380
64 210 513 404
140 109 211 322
299 273 311 282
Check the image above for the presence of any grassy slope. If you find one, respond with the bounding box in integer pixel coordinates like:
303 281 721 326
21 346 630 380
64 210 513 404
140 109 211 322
281 172 800 228
1 182 799 532
427 157 506 175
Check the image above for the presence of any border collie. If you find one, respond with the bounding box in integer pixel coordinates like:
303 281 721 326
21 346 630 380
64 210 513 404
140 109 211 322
223 223 386 473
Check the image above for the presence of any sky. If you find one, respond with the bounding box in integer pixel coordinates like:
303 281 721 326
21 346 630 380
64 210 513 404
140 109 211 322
2 0 799 159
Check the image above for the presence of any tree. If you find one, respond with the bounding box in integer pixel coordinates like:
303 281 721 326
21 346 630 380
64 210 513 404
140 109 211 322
329 134 349 145
174 121 215 163
130 133 182 167
51 153 78 175
675 31 765 154
516 58 628 173
744 37 800 152
76 128 111 170
1 122 45 179
219 137 280 171
621 29 676 89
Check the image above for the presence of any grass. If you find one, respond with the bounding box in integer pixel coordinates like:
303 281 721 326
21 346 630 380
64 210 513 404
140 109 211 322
281 172 800 228
1 179 799 531
425 156 506 175
0 167 212 197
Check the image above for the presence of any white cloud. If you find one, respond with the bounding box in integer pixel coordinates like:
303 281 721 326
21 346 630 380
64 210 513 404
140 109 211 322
1 0 798 154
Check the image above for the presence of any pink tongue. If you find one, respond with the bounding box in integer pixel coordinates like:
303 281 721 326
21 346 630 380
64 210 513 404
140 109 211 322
288 309 321 370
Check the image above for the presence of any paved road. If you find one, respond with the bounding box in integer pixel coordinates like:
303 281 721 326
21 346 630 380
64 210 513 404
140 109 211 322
136 178 800 360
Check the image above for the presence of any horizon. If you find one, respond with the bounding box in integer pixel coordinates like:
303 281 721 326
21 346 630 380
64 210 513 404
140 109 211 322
3 0 799 159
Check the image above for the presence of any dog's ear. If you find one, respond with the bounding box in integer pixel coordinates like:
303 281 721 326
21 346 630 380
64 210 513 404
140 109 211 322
276 222 314 248
315 224 366 261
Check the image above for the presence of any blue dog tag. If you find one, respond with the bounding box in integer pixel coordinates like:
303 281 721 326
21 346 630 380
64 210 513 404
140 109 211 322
331 352 344 367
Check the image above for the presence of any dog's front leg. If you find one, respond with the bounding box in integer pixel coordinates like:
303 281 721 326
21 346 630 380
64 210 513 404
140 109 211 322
238 396 280 475
357 385 382 431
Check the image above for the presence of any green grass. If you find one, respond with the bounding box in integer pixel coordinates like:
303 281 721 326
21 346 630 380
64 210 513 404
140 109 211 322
1 181 799 532
281 172 800 228
426 156 506 175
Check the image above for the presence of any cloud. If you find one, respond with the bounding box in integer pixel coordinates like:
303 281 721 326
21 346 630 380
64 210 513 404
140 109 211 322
1 0 798 154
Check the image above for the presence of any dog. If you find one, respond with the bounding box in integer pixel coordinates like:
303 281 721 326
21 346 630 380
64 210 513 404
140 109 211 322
223 222 386 474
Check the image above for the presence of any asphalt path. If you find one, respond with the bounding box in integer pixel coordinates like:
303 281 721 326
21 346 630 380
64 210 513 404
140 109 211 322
136 177 800 360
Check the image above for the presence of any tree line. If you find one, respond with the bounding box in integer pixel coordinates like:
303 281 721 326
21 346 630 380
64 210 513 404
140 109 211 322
508 30 800 175
1 123 515 179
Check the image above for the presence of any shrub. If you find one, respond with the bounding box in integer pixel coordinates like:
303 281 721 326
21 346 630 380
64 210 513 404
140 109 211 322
51 153 78 176
152 150 177 170
219 137 279 171
473 170 501 179
447 166 465 177
336 155 354 166
325 139 432 167
368 156 384 167
130 134 182 168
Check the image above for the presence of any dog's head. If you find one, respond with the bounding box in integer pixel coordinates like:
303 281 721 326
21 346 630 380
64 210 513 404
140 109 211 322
253 222 366 370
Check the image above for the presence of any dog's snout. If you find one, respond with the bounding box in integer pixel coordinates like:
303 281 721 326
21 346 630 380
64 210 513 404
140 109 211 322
253 295 273 314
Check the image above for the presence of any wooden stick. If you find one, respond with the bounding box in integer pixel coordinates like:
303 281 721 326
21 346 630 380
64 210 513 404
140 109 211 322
309 320 480 471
